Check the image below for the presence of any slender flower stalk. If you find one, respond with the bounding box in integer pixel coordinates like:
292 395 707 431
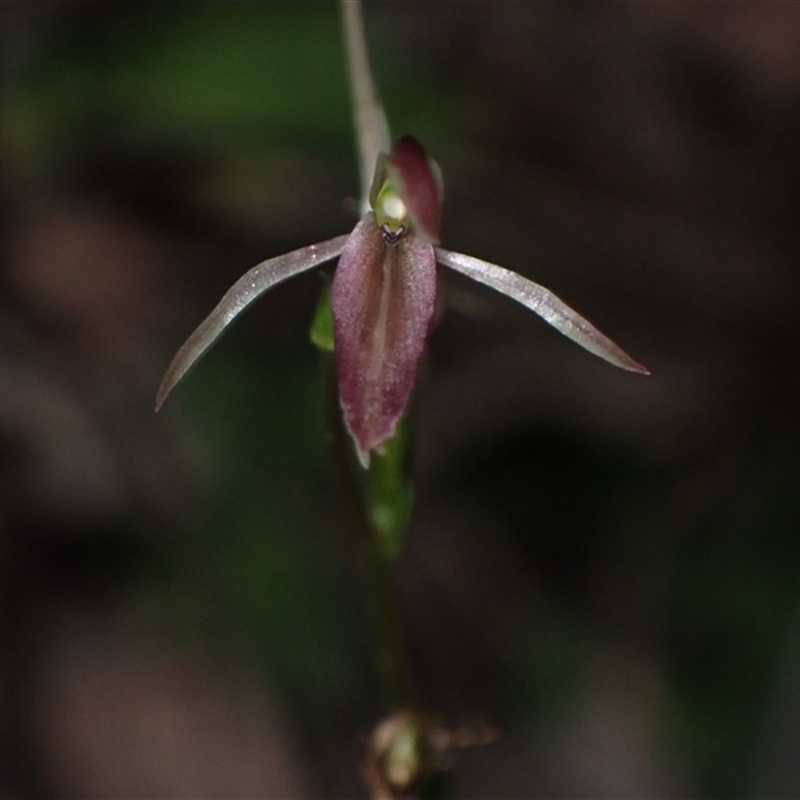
340 0 390 215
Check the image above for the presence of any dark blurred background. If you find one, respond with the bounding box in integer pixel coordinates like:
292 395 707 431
2 1 800 796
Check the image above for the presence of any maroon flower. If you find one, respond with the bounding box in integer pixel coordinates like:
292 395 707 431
330 136 441 465
156 136 647 466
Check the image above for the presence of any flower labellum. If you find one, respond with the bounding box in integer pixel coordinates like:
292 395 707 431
332 214 436 466
333 136 441 466
156 135 647 467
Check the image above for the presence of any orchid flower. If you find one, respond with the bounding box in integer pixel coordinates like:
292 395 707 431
155 134 647 466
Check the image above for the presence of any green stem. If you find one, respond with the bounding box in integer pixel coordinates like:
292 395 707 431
361 523 415 708
317 336 414 708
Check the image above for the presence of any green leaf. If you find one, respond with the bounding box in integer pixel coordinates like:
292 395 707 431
310 275 336 353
